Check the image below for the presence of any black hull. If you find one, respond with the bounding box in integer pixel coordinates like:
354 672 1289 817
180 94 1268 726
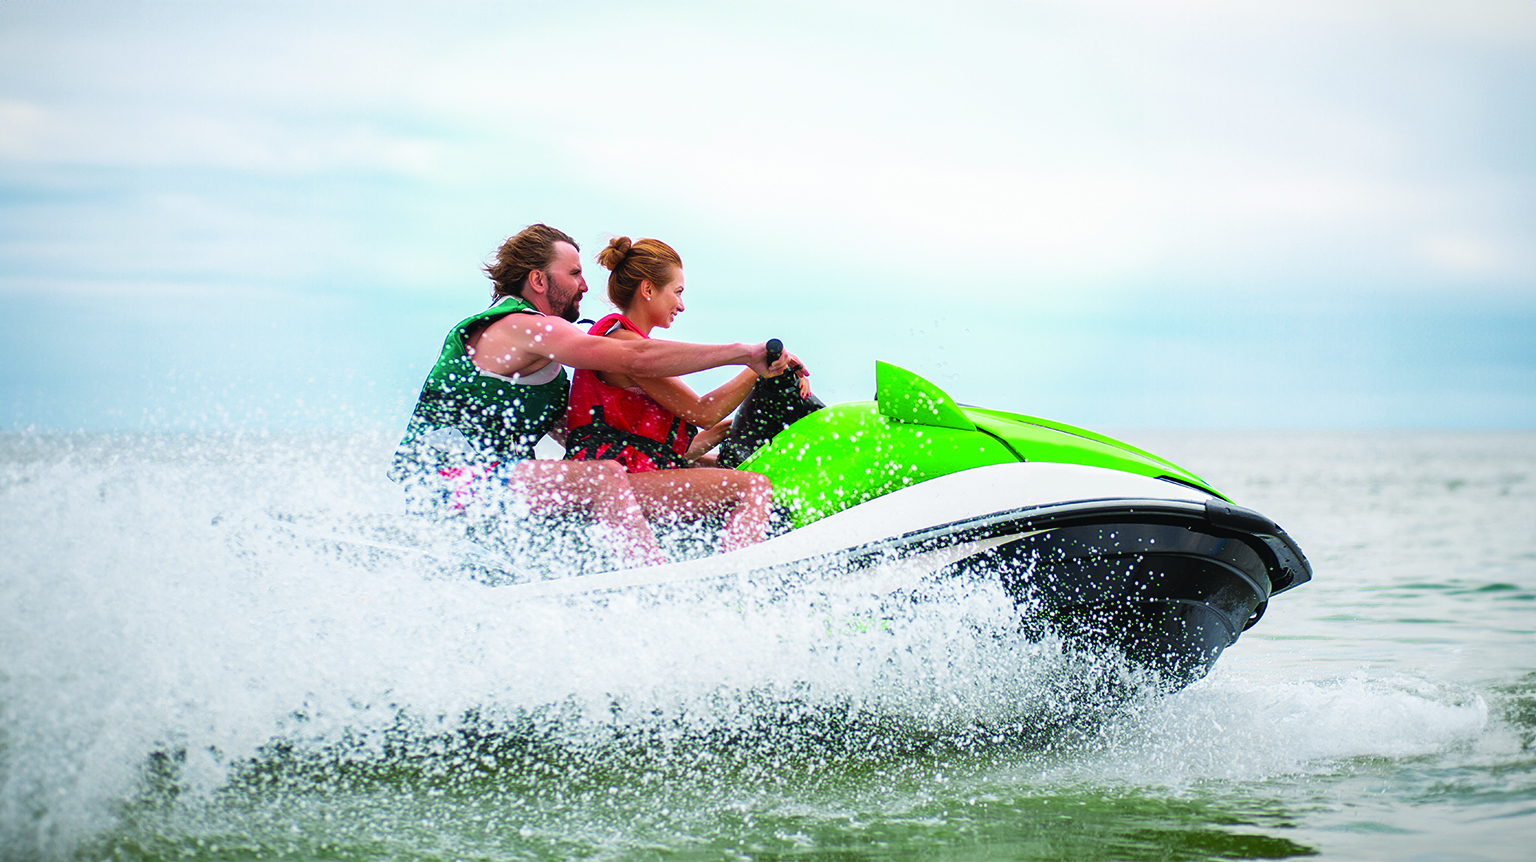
503 465 1312 691
937 501 1310 684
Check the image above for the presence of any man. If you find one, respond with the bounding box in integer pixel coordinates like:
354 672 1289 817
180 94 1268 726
391 223 795 566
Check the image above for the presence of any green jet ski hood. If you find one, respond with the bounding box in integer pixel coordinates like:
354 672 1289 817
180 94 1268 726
736 361 1226 528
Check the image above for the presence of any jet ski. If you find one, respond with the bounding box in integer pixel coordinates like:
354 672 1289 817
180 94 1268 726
506 347 1312 687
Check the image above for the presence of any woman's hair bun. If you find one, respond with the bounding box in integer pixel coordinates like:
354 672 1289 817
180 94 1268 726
596 236 633 271
598 236 683 309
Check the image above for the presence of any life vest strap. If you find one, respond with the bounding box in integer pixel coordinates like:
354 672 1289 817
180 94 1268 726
565 405 693 471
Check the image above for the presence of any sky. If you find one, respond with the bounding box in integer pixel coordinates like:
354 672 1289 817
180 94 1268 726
2 0 1534 433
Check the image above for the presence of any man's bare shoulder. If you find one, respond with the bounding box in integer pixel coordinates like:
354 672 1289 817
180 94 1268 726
465 309 576 375
481 308 568 338
480 311 631 369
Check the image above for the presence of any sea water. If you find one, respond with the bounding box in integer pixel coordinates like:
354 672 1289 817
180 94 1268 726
1 431 1532 861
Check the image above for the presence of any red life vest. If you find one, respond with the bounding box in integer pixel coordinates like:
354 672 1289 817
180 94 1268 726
565 314 697 473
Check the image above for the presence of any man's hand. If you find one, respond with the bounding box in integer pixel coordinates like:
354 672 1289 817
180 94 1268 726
753 345 811 398
750 343 806 379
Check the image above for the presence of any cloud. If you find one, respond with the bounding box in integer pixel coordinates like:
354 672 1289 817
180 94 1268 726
470 2 1536 293
2 0 1534 430
1419 233 1517 279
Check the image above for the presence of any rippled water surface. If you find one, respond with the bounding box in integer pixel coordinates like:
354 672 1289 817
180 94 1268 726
2 431 1532 861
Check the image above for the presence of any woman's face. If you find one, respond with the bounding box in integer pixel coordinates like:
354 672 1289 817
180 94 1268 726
648 267 685 328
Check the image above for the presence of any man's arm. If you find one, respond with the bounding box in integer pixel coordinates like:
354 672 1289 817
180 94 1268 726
471 312 787 378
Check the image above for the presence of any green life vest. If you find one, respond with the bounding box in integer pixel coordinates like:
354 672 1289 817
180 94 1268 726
390 296 569 482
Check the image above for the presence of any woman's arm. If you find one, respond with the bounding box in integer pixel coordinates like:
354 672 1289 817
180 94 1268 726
685 418 733 462
635 366 760 429
598 329 763 429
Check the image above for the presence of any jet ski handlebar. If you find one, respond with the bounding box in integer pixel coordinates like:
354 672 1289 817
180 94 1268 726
765 338 783 368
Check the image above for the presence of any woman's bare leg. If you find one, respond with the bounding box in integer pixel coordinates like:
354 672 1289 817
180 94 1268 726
508 460 667 566
626 468 773 553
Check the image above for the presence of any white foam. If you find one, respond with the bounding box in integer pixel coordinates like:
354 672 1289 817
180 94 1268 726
2 431 1531 859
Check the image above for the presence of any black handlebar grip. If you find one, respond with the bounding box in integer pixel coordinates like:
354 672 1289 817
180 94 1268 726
765 338 783 367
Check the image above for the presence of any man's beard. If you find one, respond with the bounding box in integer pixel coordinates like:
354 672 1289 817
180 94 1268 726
551 282 581 322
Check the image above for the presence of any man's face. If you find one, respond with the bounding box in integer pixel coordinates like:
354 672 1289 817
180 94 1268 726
543 242 587 322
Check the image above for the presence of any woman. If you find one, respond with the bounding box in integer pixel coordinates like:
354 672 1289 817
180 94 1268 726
566 236 802 552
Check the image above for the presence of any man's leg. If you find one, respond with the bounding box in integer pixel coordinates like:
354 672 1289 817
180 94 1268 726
626 468 772 553
508 460 667 566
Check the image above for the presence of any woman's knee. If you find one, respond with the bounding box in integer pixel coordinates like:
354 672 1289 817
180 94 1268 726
561 458 628 486
736 472 772 504
593 460 629 480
